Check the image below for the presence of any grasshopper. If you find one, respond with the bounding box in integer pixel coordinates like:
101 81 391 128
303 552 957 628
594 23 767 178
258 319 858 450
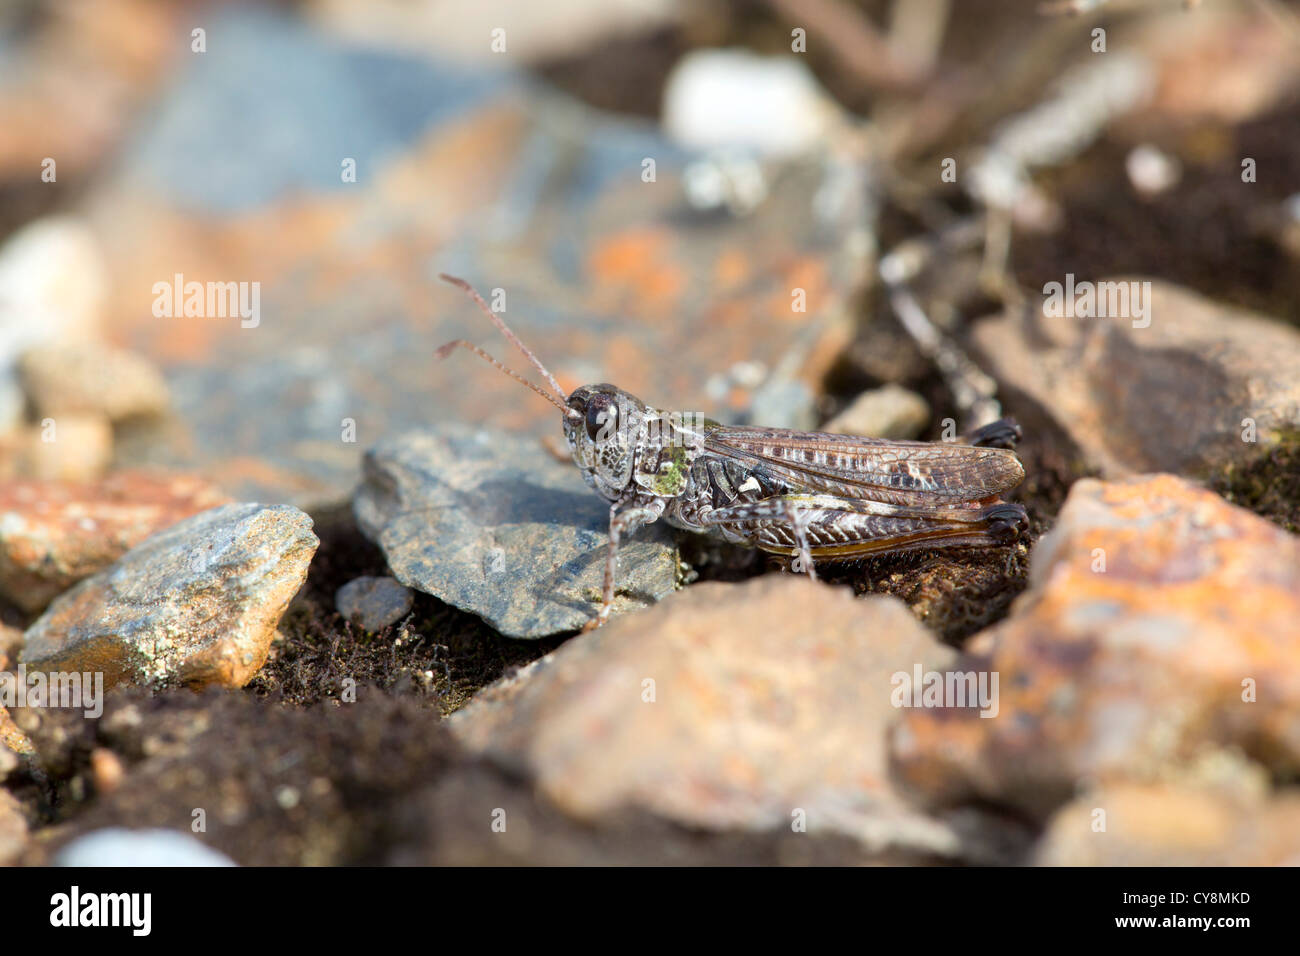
437 274 1028 631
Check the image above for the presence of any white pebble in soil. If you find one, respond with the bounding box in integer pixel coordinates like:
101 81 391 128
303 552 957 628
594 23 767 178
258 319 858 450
55 828 237 867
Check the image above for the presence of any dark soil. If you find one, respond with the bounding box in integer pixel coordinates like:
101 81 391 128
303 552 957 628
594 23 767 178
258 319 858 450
248 504 565 716
10 689 876 866
1212 428 1300 534
1011 101 1300 328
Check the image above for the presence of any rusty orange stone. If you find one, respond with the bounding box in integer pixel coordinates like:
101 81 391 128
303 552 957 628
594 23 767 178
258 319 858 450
0 470 231 613
451 576 961 852
891 474 1300 820
75 66 864 506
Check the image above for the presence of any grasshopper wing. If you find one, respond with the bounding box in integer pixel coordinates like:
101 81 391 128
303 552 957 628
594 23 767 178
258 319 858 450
701 424 1025 507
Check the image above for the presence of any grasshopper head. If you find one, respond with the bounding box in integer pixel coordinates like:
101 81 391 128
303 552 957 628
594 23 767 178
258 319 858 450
433 277 677 502
563 383 653 501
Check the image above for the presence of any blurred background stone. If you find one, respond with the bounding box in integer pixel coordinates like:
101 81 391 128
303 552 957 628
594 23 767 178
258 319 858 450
1035 784 1300 867
0 216 108 434
18 344 170 422
0 414 113 483
823 383 929 439
662 48 834 159
54 827 238 867
973 281 1300 481
0 1 175 223
69 6 862 507
308 0 682 65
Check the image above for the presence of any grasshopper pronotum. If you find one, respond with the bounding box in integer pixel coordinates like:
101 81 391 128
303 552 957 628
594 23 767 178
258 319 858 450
437 274 1028 631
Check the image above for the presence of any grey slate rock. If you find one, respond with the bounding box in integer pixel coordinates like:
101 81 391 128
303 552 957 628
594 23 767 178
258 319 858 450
86 9 862 508
354 425 679 638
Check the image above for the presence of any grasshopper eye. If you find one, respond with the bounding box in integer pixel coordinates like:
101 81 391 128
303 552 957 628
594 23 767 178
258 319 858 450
585 396 615 441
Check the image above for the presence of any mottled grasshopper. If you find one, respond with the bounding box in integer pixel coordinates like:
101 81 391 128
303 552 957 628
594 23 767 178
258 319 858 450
437 274 1028 631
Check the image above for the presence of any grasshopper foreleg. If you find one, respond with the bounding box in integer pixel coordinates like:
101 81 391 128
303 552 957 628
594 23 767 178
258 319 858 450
582 496 666 633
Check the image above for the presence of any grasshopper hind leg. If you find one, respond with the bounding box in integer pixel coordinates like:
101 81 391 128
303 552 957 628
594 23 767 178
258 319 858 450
699 495 1030 563
964 417 1023 450
984 502 1029 542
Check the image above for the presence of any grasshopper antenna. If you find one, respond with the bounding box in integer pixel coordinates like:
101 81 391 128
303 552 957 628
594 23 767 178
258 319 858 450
437 274 578 418
435 339 576 416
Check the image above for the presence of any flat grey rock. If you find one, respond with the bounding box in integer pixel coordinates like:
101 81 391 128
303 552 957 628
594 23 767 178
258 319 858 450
120 6 510 212
354 425 679 638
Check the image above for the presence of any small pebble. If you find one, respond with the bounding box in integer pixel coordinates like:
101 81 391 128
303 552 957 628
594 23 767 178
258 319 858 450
335 575 414 632
0 414 113 482
0 217 106 360
1126 143 1181 197
663 49 830 158
91 748 126 794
